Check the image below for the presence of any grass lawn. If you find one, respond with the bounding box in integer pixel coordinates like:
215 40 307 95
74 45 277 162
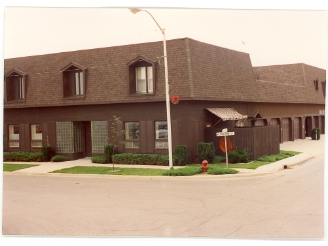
51 166 168 176
203 150 301 170
190 161 270 170
51 165 238 176
3 163 39 172
42 150 301 176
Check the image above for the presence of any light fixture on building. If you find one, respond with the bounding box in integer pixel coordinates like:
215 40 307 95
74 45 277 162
170 96 180 104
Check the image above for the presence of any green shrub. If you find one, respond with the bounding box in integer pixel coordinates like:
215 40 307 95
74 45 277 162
311 128 320 140
162 166 203 176
3 151 43 162
41 146 55 162
197 142 215 163
257 155 276 162
213 156 225 163
207 166 238 175
91 156 107 164
257 151 297 163
228 149 249 164
51 155 70 162
174 145 189 166
112 153 177 166
104 144 116 163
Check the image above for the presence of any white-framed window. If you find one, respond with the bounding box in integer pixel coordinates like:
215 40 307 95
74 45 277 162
155 121 168 149
136 66 153 94
125 122 139 148
9 124 20 147
31 124 42 148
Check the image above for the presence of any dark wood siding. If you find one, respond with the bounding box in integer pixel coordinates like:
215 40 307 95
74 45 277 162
254 119 266 126
205 126 280 160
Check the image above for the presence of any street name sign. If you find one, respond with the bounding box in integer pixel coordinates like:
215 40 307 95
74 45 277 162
216 132 235 136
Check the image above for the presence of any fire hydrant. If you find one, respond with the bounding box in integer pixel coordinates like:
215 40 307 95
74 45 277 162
201 160 208 172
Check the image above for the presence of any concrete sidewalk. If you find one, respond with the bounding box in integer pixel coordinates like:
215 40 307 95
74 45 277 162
4 135 325 177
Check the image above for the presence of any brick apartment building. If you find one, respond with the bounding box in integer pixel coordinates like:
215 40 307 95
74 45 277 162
3 38 326 162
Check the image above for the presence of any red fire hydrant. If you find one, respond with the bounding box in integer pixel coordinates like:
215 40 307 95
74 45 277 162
201 160 208 173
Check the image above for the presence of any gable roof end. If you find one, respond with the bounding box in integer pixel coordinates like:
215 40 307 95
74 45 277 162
126 55 157 66
5 68 27 76
60 62 87 72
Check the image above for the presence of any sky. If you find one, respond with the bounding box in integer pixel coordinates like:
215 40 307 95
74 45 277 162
1 1 327 70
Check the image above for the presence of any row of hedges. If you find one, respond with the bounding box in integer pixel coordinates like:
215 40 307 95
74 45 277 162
3 151 43 162
93 144 189 166
3 151 69 162
4 142 249 165
3 146 70 162
112 153 178 166
93 142 250 165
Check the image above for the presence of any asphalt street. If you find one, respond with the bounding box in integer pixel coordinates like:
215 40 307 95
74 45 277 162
1 136 325 239
2 154 324 238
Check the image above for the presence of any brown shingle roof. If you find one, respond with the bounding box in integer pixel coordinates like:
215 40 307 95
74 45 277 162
4 38 325 108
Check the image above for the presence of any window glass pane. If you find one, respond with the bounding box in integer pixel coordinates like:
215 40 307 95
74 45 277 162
6 74 24 101
64 67 84 97
31 142 43 148
75 72 80 95
79 72 84 95
125 122 139 139
136 67 146 93
125 141 140 148
31 124 42 140
69 72 76 95
9 125 19 140
155 121 168 139
147 66 153 93
9 142 19 147
155 141 168 149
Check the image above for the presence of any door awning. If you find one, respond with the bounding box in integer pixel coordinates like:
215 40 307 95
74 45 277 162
206 108 248 121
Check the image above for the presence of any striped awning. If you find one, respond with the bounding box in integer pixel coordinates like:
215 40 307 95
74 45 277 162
206 108 248 121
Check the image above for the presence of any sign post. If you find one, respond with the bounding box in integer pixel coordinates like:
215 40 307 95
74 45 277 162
216 129 235 168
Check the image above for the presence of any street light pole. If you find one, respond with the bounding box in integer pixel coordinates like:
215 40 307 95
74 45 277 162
129 8 173 169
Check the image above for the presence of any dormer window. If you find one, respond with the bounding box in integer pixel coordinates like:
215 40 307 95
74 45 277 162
127 56 156 95
136 66 153 94
314 79 319 91
322 80 326 98
61 62 86 99
4 69 26 103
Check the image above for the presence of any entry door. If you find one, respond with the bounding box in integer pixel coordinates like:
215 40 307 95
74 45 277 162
194 119 205 161
83 122 92 157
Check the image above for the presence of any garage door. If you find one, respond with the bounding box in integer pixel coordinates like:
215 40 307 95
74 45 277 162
281 118 291 142
294 117 302 140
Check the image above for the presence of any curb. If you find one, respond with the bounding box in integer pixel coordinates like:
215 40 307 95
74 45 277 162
253 153 314 174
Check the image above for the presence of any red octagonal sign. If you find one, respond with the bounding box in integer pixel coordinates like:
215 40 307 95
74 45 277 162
219 137 233 153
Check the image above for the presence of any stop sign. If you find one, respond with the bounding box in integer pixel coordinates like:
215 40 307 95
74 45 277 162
219 137 232 152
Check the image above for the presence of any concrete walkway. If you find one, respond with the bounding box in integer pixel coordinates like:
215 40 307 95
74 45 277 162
4 135 325 177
